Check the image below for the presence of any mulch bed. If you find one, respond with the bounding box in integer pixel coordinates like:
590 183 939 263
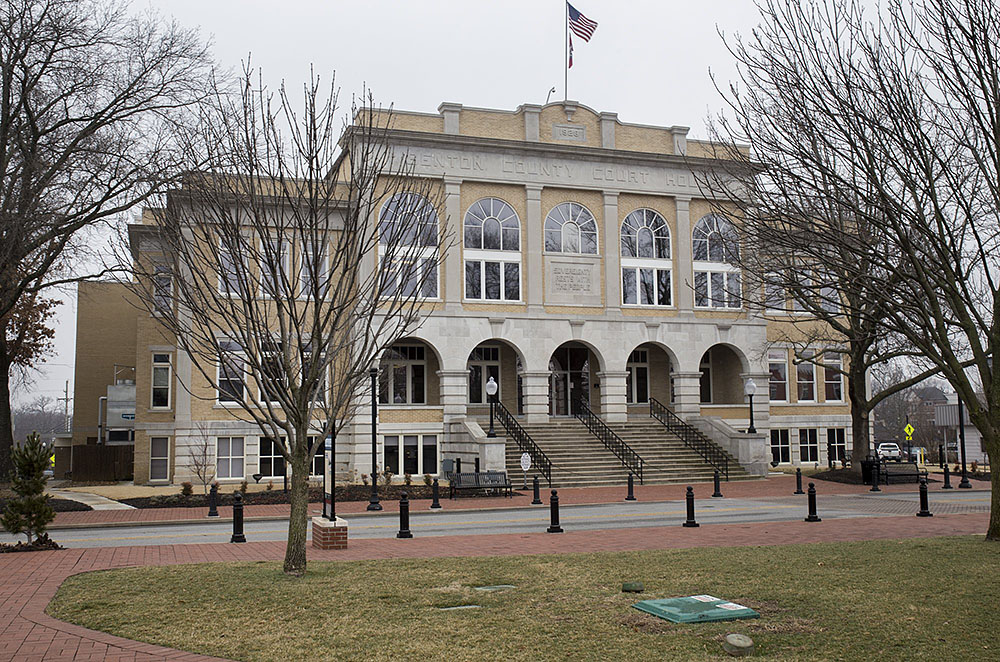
0 533 63 553
120 483 510 509
0 494 93 512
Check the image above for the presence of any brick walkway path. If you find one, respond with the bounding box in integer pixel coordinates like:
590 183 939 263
50 473 992 527
3 475 992 661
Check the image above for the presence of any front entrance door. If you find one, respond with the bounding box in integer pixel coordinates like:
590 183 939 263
548 345 590 415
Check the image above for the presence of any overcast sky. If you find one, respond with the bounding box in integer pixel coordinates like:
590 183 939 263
24 0 765 409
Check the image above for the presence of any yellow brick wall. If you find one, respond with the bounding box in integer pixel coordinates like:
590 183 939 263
391 112 444 133
538 105 602 148
379 408 444 424
615 124 675 154
458 109 524 142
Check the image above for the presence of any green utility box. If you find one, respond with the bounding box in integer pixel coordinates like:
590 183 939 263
632 595 759 623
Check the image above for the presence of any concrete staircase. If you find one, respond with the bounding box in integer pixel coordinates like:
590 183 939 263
500 417 752 488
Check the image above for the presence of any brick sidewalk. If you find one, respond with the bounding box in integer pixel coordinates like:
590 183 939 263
1 508 990 662
50 473 992 527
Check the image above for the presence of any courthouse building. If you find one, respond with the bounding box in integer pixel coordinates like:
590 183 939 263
72 100 853 486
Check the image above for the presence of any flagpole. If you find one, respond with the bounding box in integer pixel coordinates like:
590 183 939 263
564 1 568 102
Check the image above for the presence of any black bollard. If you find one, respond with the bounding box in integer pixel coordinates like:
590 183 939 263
938 445 944 469
712 470 723 498
805 483 822 522
532 475 542 505
942 463 953 489
207 483 219 517
794 467 805 495
626 473 637 501
547 490 563 533
474 457 480 473
430 478 442 509
683 486 699 527
456 457 462 474
916 477 933 517
870 457 882 492
230 492 246 543
397 492 413 538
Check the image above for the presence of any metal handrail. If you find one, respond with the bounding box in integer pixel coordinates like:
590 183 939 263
493 399 553 486
572 396 644 483
649 397 729 480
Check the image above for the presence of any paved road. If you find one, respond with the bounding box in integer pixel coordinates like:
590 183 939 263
5 490 989 548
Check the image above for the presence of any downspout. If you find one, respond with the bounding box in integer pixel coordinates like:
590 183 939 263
98 396 107 444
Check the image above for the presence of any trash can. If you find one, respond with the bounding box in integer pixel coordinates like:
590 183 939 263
860 458 874 485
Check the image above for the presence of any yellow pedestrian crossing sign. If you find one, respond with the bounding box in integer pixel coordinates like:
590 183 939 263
904 424 914 436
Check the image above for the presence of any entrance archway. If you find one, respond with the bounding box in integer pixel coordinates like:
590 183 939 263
698 344 748 404
466 339 526 417
625 342 675 413
548 342 601 415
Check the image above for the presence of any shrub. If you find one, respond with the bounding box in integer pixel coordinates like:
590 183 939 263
1 433 56 544
971 460 979 474
180 482 193 497
423 473 432 486
382 467 394 486
404 473 412 486
266 481 274 491
361 473 369 486
239 480 248 494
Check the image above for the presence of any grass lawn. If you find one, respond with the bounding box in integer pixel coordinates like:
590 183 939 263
48 536 998 661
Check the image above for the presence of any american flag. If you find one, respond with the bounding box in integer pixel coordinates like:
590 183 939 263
567 3 598 42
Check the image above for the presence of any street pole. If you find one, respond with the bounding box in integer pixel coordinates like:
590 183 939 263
368 367 383 510
958 396 971 489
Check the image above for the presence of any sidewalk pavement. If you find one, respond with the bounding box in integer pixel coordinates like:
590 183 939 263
49 473 992 528
1 509 990 662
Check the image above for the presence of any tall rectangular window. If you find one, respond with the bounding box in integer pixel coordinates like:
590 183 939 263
300 243 328 298
150 437 169 481
383 434 439 475
799 428 819 463
151 353 171 409
217 340 244 403
217 437 244 479
465 260 520 301
379 345 426 405
827 428 847 463
824 353 843 402
259 437 286 479
218 241 240 295
768 350 787 402
260 340 285 403
764 274 785 311
797 351 815 402
153 265 172 314
260 236 289 298
385 256 438 298
770 429 790 464
626 350 649 404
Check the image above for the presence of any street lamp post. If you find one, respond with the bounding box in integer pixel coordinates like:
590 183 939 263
744 378 757 434
957 395 971 489
368 367 383 511
486 376 498 438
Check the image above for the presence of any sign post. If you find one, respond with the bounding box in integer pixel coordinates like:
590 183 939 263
324 435 333 519
904 423 915 462
520 452 532 490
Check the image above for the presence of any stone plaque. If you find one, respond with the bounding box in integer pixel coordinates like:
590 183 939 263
552 123 587 142
544 256 601 306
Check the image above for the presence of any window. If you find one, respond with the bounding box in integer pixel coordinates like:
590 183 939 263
259 340 285 404
465 260 520 301
827 428 847 463
259 437 286 479
300 241 328 299
626 350 649 404
153 265 172 314
379 193 440 298
468 346 500 404
217 437 244 479
692 215 741 309
150 437 169 481
464 198 519 251
151 353 172 409
302 343 326 406
218 240 241 295
764 274 786 311
310 437 325 477
545 202 598 254
824 353 843 402
797 351 815 402
770 429 790 464
792 270 811 312
378 345 426 405
768 349 788 402
621 209 672 306
383 434 439 476
799 428 819 463
260 236 289 298
217 340 244 403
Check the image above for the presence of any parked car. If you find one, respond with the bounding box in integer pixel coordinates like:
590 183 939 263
876 442 902 461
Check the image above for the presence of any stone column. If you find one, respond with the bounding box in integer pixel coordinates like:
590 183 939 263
525 185 544 312
603 190 620 314
520 371 551 423
437 369 469 421
672 371 703 418
598 371 629 423
443 178 463 310
675 196 693 311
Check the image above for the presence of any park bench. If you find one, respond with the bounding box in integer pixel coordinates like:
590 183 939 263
879 461 928 484
448 471 513 499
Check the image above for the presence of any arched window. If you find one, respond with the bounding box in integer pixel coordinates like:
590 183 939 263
621 209 672 306
378 193 439 297
545 202 598 254
464 198 521 301
464 198 519 251
692 214 741 309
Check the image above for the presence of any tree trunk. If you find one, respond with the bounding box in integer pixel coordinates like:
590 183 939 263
283 452 311 576
0 357 14 481
847 359 871 473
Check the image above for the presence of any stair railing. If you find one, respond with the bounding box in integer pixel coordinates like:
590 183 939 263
493 399 553 486
572 396 644 483
649 397 729 480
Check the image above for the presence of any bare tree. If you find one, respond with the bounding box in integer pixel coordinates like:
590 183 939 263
126 65 449 576
0 0 213 477
710 0 1000 538
188 423 216 495
12 396 64 445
